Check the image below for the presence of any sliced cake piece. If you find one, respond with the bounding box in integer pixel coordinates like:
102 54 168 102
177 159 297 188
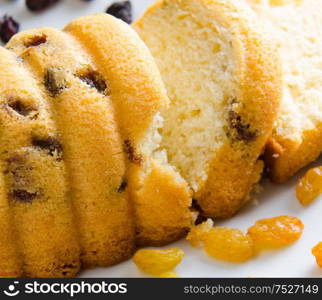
64 14 193 245
7 28 135 268
246 0 322 183
134 0 281 218
0 13 193 277
0 47 80 277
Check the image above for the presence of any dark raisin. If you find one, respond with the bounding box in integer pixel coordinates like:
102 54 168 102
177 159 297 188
117 179 128 193
106 1 133 24
26 0 60 12
191 199 202 211
7 100 38 118
24 33 47 47
228 110 256 143
0 15 19 43
123 139 143 165
12 189 38 203
77 70 109 95
32 137 63 158
44 68 67 97
195 214 208 226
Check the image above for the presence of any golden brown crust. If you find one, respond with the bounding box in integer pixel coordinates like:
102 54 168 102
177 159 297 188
64 14 168 143
0 47 81 277
135 0 281 218
264 123 322 183
7 27 136 269
0 13 192 277
134 161 192 246
0 173 21 278
65 14 192 244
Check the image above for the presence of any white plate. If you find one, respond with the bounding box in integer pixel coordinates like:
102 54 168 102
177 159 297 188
0 0 321 278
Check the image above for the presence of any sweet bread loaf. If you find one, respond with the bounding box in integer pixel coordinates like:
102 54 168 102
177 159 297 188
246 0 322 183
0 13 192 277
134 0 281 218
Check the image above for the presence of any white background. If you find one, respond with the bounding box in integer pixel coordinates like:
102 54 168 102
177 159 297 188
0 0 322 278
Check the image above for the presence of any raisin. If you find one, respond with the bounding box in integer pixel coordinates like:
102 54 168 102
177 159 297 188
195 214 208 225
133 248 184 276
0 15 19 43
123 140 143 165
186 219 214 247
26 0 60 12
296 166 322 206
32 137 63 158
117 179 127 193
228 110 256 143
247 216 304 250
44 68 67 97
204 227 254 263
77 70 109 95
191 198 201 211
106 1 133 24
24 33 47 47
312 242 322 268
12 189 38 203
6 99 38 118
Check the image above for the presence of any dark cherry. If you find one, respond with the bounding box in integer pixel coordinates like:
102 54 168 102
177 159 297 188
106 1 133 24
26 0 60 12
0 15 19 43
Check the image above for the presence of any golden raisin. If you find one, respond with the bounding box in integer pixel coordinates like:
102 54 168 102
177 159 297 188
204 227 254 263
312 242 322 268
296 166 322 205
248 216 304 250
186 218 214 247
159 271 179 278
133 248 184 276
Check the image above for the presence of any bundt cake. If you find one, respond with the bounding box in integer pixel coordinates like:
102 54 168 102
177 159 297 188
134 0 281 218
0 13 192 278
245 0 322 183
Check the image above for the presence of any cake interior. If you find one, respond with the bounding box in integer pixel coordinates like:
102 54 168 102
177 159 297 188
248 0 322 143
136 1 238 192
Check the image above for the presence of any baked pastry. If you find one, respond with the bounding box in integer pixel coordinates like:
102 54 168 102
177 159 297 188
134 0 281 218
64 14 192 246
0 46 81 277
0 13 192 278
246 0 322 183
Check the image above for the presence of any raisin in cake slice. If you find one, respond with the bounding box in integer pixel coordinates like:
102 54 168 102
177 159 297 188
64 14 193 245
246 0 322 183
0 47 80 277
7 27 135 268
134 0 281 218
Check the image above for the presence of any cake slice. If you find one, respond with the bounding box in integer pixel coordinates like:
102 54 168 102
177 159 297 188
0 47 80 277
134 0 281 218
246 0 322 183
7 27 136 268
64 14 193 245
1 12 192 277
